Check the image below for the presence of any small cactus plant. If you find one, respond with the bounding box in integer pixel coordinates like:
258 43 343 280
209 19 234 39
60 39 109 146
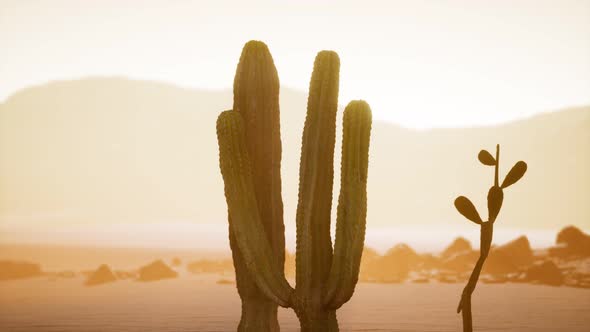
217 40 372 332
453 145 527 332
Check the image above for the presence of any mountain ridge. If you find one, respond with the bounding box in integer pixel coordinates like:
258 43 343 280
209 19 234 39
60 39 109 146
1 77 588 234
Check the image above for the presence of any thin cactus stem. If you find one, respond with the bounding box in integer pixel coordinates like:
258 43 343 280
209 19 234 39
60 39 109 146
457 222 493 332
454 144 526 332
494 144 500 187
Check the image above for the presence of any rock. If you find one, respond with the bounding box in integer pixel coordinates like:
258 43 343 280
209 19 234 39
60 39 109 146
0 261 42 280
171 257 182 267
378 243 420 281
481 275 508 284
495 236 534 266
484 236 534 274
216 278 235 285
410 277 430 283
441 237 472 259
359 244 422 282
552 226 590 258
361 246 380 262
138 260 178 282
418 253 441 270
548 244 570 258
525 260 564 286
85 264 117 286
439 236 534 275
115 270 138 280
359 247 381 282
507 272 528 283
440 250 478 273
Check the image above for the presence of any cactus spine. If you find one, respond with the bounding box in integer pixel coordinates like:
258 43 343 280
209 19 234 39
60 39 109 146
453 145 527 332
217 40 372 332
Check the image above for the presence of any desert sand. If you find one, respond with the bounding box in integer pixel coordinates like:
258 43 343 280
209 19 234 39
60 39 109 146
1 274 589 332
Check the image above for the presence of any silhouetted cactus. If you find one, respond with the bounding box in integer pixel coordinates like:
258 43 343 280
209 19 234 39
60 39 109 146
226 40 285 332
453 145 527 332
217 40 372 332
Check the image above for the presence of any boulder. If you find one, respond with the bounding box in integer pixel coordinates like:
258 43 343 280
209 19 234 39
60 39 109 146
216 278 235 285
379 243 420 281
85 264 117 286
552 226 590 258
495 236 534 266
418 253 441 270
359 247 380 281
441 237 472 259
115 270 138 280
484 236 534 274
524 260 564 286
440 250 478 273
171 257 182 267
0 260 42 280
138 260 178 282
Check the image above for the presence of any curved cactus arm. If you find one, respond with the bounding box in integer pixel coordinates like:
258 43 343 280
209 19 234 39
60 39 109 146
295 51 340 300
324 101 372 309
217 110 294 307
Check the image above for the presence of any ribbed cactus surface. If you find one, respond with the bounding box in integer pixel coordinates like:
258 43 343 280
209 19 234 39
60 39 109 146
216 40 372 332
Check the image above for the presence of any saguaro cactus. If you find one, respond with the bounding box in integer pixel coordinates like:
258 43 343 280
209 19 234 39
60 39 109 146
453 145 527 332
217 40 372 332
228 40 285 331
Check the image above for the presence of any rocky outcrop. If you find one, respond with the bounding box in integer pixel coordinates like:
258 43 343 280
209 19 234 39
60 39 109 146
373 244 420 282
359 247 380 281
85 264 117 286
549 226 590 258
0 260 42 280
138 260 178 282
440 250 478 273
484 236 534 274
171 257 182 267
495 236 534 266
525 260 564 286
441 237 472 259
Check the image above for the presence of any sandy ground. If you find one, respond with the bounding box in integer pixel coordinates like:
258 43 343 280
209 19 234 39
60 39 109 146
1 274 589 332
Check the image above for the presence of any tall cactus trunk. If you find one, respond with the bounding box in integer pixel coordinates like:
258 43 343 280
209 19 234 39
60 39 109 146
295 309 338 332
230 40 285 332
230 233 281 332
238 297 280 332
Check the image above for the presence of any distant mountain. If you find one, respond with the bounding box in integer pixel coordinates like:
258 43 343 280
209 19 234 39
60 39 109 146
1 77 588 234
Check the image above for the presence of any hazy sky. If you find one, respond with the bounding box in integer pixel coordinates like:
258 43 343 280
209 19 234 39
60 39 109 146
1 0 589 128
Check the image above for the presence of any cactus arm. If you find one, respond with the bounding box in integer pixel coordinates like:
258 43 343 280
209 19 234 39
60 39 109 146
295 51 340 300
234 40 285 271
324 101 372 309
217 110 294 307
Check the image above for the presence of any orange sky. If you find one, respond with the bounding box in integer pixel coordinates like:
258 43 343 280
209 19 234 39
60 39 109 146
1 0 589 128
